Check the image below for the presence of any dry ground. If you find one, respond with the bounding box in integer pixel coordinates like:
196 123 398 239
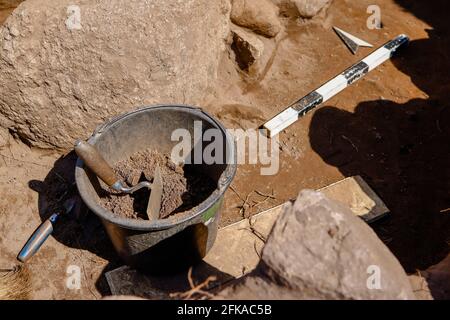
0 0 448 299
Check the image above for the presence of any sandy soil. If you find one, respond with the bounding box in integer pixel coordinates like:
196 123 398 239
0 0 448 299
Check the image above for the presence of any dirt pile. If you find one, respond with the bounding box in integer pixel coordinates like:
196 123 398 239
100 149 217 220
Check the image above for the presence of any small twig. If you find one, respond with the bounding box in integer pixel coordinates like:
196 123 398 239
246 227 267 243
229 184 245 202
170 267 217 300
249 190 276 212
254 190 276 199
238 191 253 218
187 266 195 289
244 216 267 243
55 190 69 203
55 172 69 185
251 195 271 210
436 119 442 133
341 135 359 152
237 189 276 219
74 238 100 300
440 208 450 213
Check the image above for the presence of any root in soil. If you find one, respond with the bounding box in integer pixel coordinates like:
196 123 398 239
169 267 217 300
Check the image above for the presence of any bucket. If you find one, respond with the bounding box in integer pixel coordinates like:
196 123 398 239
75 105 236 273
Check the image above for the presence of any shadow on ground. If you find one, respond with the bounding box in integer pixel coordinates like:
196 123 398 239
309 0 450 297
28 151 122 295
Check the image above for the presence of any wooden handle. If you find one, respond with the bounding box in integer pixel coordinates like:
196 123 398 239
74 140 118 187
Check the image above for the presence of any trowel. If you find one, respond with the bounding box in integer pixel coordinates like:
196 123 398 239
147 165 163 220
17 198 76 263
74 140 163 220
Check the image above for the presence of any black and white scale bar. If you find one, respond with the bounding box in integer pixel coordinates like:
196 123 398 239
263 34 410 137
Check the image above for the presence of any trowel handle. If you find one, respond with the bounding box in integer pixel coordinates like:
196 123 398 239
74 140 119 187
17 214 58 263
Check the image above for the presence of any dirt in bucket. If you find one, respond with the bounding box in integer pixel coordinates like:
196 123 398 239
99 149 217 220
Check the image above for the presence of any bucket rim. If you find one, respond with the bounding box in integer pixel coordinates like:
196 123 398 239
75 104 237 231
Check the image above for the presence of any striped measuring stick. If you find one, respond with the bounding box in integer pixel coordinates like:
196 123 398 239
262 34 409 137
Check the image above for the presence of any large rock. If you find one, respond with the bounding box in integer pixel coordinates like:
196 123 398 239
231 0 282 38
0 0 230 149
272 0 332 18
217 190 416 299
293 0 332 18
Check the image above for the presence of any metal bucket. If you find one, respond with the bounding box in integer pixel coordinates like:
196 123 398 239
75 105 236 273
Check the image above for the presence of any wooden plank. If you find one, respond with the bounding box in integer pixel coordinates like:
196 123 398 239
318 175 389 223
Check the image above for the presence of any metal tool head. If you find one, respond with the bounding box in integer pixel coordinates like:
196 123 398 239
113 180 152 194
146 165 163 220
63 198 77 214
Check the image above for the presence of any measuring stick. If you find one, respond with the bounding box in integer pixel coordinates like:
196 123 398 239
262 34 409 137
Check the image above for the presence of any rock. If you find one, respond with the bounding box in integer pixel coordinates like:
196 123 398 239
230 26 265 71
0 0 231 149
293 0 332 18
231 0 282 38
272 0 332 18
217 190 416 299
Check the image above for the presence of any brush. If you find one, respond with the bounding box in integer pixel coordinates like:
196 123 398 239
0 265 30 300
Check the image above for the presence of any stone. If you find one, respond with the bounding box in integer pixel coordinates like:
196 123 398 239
231 0 282 38
230 26 265 71
0 0 231 149
272 0 332 18
217 190 416 299
293 0 332 18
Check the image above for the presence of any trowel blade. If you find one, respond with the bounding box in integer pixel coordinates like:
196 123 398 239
146 165 163 220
